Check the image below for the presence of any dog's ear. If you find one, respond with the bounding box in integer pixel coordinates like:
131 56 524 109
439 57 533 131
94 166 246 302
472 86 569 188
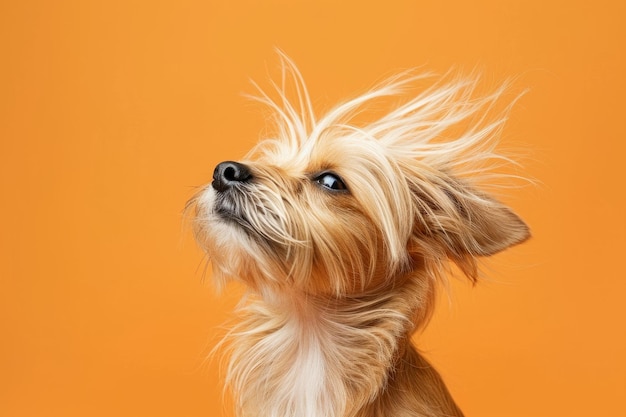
413 176 529 279
445 183 529 257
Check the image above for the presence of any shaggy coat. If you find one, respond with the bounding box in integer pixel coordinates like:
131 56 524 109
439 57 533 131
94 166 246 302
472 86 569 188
190 54 529 417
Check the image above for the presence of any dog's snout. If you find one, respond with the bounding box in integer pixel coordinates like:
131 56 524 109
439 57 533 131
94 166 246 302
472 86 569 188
212 161 252 192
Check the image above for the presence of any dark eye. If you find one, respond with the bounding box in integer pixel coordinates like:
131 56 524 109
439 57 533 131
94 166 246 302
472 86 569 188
314 172 347 191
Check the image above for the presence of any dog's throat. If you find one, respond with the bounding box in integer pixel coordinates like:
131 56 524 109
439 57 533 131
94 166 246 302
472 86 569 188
228 286 421 417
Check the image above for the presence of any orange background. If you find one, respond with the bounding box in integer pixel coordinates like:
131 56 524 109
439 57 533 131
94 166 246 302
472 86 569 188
1 1 624 416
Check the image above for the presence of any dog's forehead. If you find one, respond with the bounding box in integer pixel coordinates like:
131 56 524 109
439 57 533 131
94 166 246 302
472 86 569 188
255 133 391 176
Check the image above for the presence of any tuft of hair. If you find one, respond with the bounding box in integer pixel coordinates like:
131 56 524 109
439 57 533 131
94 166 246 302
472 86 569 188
248 51 525 189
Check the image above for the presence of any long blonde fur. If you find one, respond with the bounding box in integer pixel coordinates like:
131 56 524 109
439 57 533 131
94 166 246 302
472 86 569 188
190 53 529 417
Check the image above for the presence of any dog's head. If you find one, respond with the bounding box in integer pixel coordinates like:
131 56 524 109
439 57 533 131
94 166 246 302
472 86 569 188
191 56 529 299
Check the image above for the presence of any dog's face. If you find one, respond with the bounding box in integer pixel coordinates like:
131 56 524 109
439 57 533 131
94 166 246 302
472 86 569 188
191 59 529 299
194 133 417 296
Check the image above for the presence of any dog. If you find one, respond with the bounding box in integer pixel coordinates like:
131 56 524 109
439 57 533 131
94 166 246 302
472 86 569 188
189 54 530 417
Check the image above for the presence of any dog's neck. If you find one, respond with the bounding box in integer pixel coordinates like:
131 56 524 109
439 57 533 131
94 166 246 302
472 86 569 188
225 272 434 417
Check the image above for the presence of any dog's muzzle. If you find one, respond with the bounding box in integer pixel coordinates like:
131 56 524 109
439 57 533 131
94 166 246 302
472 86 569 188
211 161 255 230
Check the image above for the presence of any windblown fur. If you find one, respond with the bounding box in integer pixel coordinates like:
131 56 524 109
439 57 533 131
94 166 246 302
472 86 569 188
190 53 530 417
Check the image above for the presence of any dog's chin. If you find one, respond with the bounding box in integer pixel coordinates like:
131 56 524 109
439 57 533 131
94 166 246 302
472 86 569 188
194 191 245 246
202 214 295 292
197 187 255 237
202 193 278 257
214 205 255 234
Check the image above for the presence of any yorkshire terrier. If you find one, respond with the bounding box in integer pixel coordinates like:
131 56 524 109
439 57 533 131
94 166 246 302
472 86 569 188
190 54 529 417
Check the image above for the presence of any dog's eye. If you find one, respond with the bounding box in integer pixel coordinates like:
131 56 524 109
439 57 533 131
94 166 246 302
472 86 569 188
314 172 347 192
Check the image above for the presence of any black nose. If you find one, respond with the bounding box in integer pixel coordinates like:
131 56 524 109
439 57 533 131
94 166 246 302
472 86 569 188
212 161 252 192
